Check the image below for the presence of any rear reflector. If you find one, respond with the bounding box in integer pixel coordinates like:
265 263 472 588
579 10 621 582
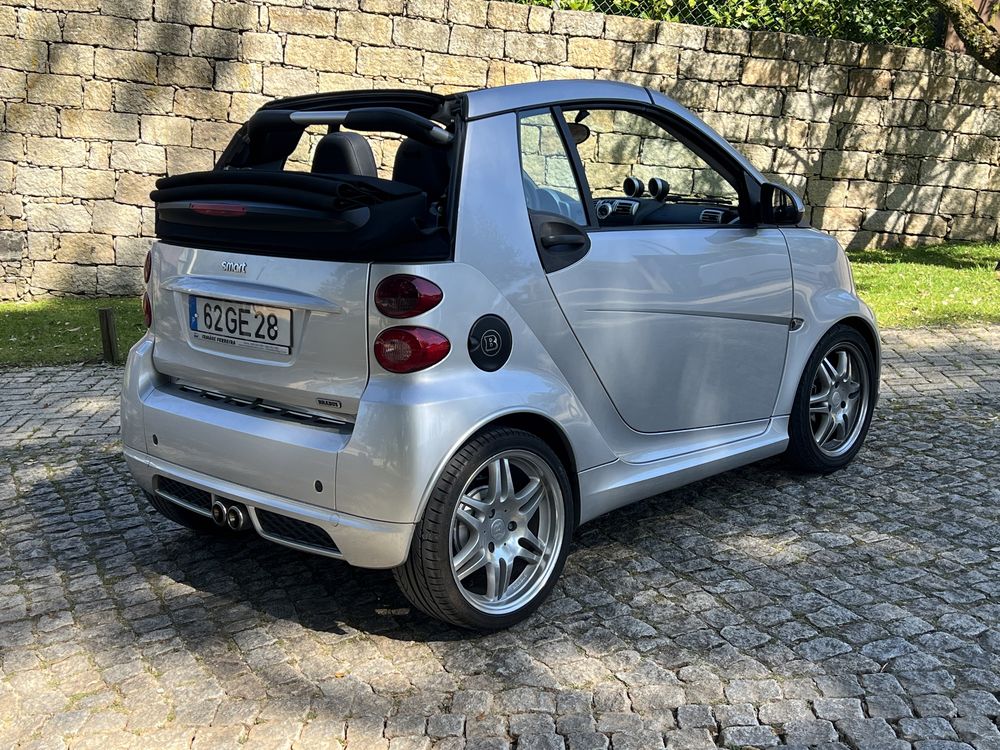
374 327 449 373
142 291 152 328
143 251 151 283
374 274 443 318
190 202 247 217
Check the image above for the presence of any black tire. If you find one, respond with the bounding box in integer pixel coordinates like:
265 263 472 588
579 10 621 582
145 490 227 535
785 324 877 473
394 427 574 630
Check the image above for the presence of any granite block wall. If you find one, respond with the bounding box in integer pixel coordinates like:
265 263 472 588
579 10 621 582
1 0 998 299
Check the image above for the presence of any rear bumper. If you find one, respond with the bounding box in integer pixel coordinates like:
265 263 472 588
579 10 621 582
125 446 415 569
121 335 416 568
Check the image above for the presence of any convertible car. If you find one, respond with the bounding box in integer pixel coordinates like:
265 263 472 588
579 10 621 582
123 80 879 629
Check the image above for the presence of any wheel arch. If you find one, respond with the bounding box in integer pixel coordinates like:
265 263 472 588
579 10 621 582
481 412 580 528
836 315 881 368
414 409 582 531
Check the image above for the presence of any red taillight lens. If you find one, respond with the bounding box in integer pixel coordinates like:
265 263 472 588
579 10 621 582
374 275 443 318
142 291 152 328
374 327 449 373
143 251 151 284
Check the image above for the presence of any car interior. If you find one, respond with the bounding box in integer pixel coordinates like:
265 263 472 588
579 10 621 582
521 106 744 229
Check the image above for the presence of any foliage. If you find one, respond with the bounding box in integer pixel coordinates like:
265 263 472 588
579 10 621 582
0 243 996 371
932 0 1000 76
532 0 942 47
0 297 146 367
692 0 938 46
849 242 1000 328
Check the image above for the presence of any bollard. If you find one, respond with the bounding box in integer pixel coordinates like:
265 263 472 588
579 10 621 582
97 307 119 364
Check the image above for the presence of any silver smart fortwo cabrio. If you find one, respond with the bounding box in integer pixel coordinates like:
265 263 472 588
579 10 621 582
123 80 879 629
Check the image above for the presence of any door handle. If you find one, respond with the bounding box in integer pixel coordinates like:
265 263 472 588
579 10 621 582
540 233 586 248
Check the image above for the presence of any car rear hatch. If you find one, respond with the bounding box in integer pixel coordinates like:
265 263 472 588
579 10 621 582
144 92 460 421
149 241 370 419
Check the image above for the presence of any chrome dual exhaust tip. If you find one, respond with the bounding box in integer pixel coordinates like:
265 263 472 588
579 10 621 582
211 499 248 531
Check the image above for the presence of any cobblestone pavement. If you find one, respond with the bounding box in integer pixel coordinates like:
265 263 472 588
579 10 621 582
1 327 998 750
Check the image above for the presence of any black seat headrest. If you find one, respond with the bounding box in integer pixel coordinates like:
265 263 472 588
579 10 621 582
311 131 377 177
392 138 449 199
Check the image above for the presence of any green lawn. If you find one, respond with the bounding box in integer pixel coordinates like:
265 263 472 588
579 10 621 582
0 241 997 367
848 241 1000 328
0 297 146 367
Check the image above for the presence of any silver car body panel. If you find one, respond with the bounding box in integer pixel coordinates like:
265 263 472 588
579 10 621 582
578 417 790 523
774 226 880 416
464 79 652 120
546 226 793 433
150 242 371 419
122 79 879 570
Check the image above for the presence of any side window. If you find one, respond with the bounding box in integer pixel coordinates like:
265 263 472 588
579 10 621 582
518 111 587 225
563 108 741 226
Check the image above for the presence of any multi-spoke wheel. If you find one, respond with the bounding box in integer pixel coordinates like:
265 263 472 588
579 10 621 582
786 324 877 473
394 428 573 630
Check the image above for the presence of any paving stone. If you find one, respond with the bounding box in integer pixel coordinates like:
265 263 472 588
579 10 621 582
837 717 901 745
784 719 840 745
757 699 813 725
720 724 779 747
665 729 717 750
0 328 998 747
677 705 716 729
955 692 1000 718
519 735 566 750
912 695 958 719
715 703 757 728
867 694 914 719
901 718 961 741
815 698 866 721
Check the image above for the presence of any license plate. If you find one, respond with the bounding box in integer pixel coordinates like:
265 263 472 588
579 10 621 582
189 296 293 354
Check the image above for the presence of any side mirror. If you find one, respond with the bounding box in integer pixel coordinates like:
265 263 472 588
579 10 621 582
760 182 804 226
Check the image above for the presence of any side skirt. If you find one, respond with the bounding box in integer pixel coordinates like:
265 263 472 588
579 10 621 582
577 417 789 524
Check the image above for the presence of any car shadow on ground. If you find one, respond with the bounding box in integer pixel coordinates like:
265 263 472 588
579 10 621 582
6 383 996 711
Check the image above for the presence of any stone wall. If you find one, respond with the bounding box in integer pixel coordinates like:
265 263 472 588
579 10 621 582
1 0 999 300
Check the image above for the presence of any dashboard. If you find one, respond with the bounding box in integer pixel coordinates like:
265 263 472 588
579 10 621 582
524 172 740 228
593 197 739 227
593 176 739 227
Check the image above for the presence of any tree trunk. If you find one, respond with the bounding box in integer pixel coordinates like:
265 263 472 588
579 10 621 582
934 0 1000 76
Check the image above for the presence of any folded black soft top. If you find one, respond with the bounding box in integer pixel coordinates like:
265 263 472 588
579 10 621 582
149 169 447 261
260 88 450 122
147 90 457 262
152 170 421 209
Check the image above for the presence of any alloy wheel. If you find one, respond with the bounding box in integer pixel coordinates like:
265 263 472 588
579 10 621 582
809 341 870 457
448 449 565 615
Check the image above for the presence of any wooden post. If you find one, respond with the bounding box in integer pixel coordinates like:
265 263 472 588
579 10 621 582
97 307 119 364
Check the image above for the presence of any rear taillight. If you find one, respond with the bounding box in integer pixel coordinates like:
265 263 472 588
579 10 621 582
143 250 151 283
142 291 152 328
374 274 443 318
374 327 449 373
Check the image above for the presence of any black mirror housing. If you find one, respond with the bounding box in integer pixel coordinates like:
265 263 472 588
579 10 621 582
760 182 804 226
